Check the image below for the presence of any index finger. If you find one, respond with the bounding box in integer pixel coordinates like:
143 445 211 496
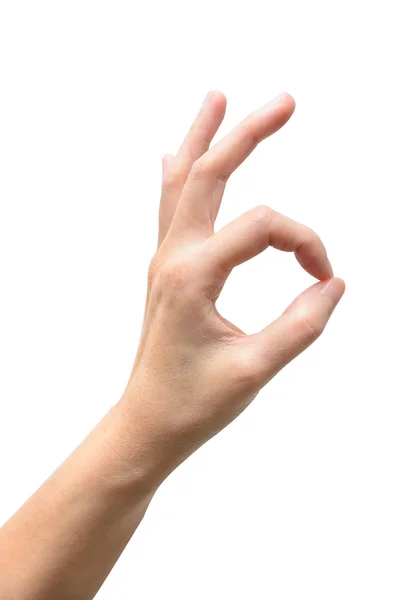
202 205 333 285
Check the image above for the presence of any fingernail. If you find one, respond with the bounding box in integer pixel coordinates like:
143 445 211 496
264 92 286 109
320 277 345 306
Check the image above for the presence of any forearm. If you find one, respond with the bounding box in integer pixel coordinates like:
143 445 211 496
0 392 160 600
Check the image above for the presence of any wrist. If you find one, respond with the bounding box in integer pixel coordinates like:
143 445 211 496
113 379 195 490
67 395 163 512
94 386 181 498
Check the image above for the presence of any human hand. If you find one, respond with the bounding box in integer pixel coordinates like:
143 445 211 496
0 93 345 600
122 91 345 484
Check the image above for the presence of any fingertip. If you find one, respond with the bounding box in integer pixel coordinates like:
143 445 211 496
283 92 296 114
246 275 345 381
316 254 333 280
209 89 227 103
296 245 333 282
255 92 296 130
276 92 296 125
202 90 227 111
320 276 346 307
162 153 174 161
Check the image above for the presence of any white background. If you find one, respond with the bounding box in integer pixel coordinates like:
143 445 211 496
0 1 396 598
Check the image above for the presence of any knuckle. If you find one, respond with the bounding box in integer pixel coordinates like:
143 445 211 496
157 259 193 292
162 166 184 190
295 313 324 344
305 226 321 246
190 158 207 180
148 255 160 283
190 157 228 185
251 204 273 225
249 205 274 246
234 366 262 392
243 115 262 146
148 246 204 304
231 353 263 390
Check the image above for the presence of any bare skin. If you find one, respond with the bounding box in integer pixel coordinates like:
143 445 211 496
0 91 345 600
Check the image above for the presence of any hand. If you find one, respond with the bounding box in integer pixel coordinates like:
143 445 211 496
0 91 345 600
122 91 345 484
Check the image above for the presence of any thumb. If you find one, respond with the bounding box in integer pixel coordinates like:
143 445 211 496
248 277 346 385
